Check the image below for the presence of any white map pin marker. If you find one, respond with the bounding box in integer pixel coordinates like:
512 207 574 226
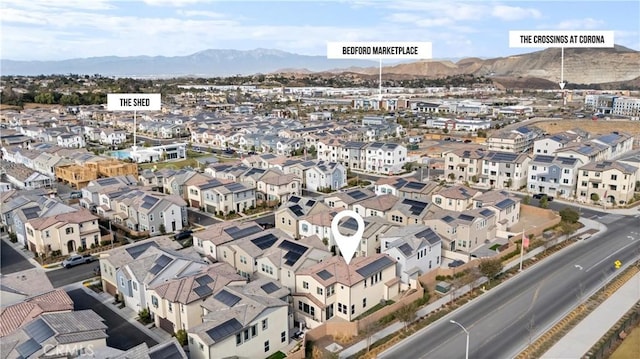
331 210 365 265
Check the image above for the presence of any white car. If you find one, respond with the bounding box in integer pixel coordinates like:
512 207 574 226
61 254 95 268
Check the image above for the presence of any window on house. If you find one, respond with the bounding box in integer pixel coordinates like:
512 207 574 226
264 340 270 353
281 331 286 343
168 303 173 312
236 333 242 346
303 281 309 289
317 287 323 296
363 298 367 308
251 324 257 337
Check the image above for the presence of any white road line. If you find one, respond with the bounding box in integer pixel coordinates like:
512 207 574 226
586 240 638 272
574 264 583 270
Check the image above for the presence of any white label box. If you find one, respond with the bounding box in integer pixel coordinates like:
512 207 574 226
107 93 161 111
509 30 614 48
327 41 432 60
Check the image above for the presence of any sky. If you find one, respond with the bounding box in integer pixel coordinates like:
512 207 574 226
1 0 638 61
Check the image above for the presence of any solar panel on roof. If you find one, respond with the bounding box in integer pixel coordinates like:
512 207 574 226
404 182 426 190
24 318 54 343
356 256 394 277
125 242 158 259
402 199 427 215
480 209 495 217
415 228 441 245
490 152 518 162
155 254 172 267
16 338 41 358
195 275 214 286
214 289 241 306
306 200 316 207
289 196 301 203
149 342 182 359
398 243 413 256
225 182 246 192
349 190 367 200
194 285 213 297
341 217 359 231
98 177 119 186
251 233 278 250
495 198 515 210
290 204 304 217
261 282 279 294
224 225 262 240
206 318 243 342
317 269 333 280
458 214 475 221
149 264 164 275
442 215 455 223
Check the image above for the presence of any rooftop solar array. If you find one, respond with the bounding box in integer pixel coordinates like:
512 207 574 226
305 200 316 207
195 275 214 286
340 217 360 231
488 152 518 162
261 282 279 294
251 233 278 250
149 254 172 275
398 243 413 256
126 242 158 259
289 204 304 217
404 181 426 191
480 208 496 217
401 199 428 215
534 155 554 163
194 285 213 298
316 269 333 280
415 228 441 245
495 198 515 210
24 318 55 343
22 206 40 219
442 215 455 223
458 214 475 222
214 289 241 307
17 338 41 358
224 182 246 192
289 196 301 203
97 177 119 186
278 240 308 266
206 318 243 342
141 195 160 209
356 256 394 277
348 190 367 200
224 225 262 240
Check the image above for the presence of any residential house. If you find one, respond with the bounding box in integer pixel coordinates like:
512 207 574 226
527 155 583 199
0 161 52 190
335 215 397 258
323 188 376 210
98 237 181 296
375 177 439 202
275 196 331 239
352 194 400 218
107 190 188 235
444 148 485 183
256 168 301 205
381 225 442 288
146 262 246 334
294 254 398 328
56 133 85 148
424 208 497 253
99 128 127 145
432 185 480 212
577 160 638 205
304 161 347 192
25 209 100 256
188 280 290 359
218 228 291 279
203 181 255 215
192 221 263 262
363 142 408 175
486 126 542 153
472 190 521 232
532 131 583 155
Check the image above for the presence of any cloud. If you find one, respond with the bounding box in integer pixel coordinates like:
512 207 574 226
142 0 213 7
491 5 542 21
176 9 226 18
548 18 606 30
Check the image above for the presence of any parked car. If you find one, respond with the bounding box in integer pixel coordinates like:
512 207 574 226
247 151 257 155
174 230 193 241
62 254 95 268
533 193 554 201
448 259 465 268
224 148 236 155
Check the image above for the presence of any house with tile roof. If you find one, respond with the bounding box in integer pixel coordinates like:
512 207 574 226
424 208 497 254
294 253 398 328
0 289 74 337
352 194 400 218
187 279 290 359
381 225 442 288
146 262 246 334
472 190 521 232
322 187 376 210
256 168 301 205
24 208 100 256
432 185 480 212
275 195 330 239
375 177 440 202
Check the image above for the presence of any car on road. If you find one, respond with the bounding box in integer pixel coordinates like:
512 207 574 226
62 254 96 268
174 230 193 240
224 148 236 155
532 193 554 201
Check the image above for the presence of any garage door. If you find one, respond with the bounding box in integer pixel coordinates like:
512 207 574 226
158 316 175 334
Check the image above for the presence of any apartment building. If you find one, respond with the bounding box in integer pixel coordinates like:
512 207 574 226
294 254 398 328
479 152 530 190
486 126 541 153
527 155 583 199
577 160 638 205
424 208 497 253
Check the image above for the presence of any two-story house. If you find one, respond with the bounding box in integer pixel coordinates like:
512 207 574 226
472 190 521 231
25 209 100 256
256 169 301 205
444 148 486 183
424 208 497 253
479 152 530 190
577 160 638 205
432 185 480 212
304 161 347 192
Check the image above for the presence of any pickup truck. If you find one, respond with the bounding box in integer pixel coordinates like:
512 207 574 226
62 254 96 269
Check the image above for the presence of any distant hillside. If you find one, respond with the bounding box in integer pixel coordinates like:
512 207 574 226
0 49 377 77
325 45 639 85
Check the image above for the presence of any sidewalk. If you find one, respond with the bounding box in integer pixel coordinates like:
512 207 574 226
67 282 172 344
338 216 608 359
541 272 640 359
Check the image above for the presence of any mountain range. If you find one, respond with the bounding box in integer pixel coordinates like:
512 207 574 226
1 46 638 85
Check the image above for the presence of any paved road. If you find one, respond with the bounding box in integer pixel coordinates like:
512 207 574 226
512 193 607 219
379 215 640 359
46 262 99 288
67 288 157 351
253 213 275 228
0 239 34 274
188 208 221 226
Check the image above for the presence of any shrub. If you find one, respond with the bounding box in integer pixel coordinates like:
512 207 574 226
138 308 152 324
159 224 166 234
559 207 580 224
174 329 188 346
100 240 111 247
8 232 17 243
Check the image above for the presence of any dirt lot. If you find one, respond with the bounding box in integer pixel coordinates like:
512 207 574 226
533 119 640 136
610 324 640 359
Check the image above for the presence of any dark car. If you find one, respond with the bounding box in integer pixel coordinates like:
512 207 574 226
464 139 472 143
174 230 193 240
448 260 465 268
247 151 257 155
224 148 236 155
533 193 554 201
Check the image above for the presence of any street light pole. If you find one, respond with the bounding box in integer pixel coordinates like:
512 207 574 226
449 320 469 359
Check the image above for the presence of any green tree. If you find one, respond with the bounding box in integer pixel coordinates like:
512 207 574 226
396 303 417 332
478 258 503 285
34 92 55 104
159 224 166 235
522 195 531 205
174 329 188 346
559 207 580 224
591 193 600 202
539 196 549 209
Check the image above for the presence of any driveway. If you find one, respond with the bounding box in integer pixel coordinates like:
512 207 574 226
0 239 34 274
187 208 221 226
66 288 157 350
46 261 99 288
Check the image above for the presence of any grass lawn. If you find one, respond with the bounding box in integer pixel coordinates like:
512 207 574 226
610 325 640 359
489 244 501 251
265 351 286 359
139 152 236 170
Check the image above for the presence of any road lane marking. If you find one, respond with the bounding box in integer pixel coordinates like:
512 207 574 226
586 240 639 272
575 264 583 270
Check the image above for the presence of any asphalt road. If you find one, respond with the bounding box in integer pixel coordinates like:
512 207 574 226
0 239 34 274
46 261 99 288
188 208 221 226
511 193 610 219
67 288 157 350
379 214 640 359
